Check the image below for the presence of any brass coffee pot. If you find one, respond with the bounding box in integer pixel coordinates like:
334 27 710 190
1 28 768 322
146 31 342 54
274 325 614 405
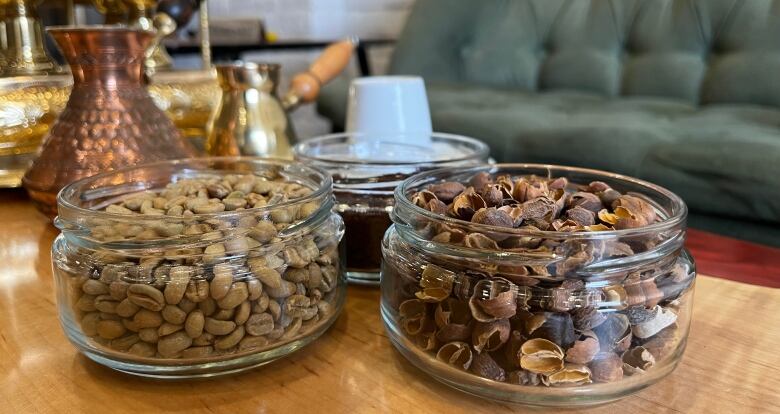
92 0 174 72
206 39 355 158
0 0 60 75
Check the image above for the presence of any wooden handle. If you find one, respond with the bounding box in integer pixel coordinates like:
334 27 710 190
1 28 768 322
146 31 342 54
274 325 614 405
286 38 356 106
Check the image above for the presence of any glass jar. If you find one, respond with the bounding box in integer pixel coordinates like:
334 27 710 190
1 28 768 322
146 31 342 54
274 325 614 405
52 158 346 378
293 132 490 284
381 164 695 406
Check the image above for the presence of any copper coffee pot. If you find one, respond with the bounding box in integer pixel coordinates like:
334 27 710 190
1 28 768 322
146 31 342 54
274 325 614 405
206 39 355 158
22 26 196 217
1 7 7 73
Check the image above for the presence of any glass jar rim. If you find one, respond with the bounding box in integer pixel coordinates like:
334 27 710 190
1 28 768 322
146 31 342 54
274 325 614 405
292 132 490 167
393 163 688 240
56 156 334 224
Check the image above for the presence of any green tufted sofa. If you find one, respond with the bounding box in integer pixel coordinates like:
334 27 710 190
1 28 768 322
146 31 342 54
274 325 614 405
317 0 780 246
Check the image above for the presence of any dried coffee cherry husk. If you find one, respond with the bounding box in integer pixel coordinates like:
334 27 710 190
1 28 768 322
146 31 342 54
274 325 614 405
405 314 435 337
518 196 556 222
428 182 466 203
564 206 596 227
513 177 549 202
495 174 515 199
471 207 515 242
592 313 630 352
549 177 568 190
509 308 533 332
399 298 429 335
399 298 427 319
436 341 473 370
436 322 472 343
469 172 492 190
472 319 510 353
615 330 632 353
449 188 486 220
464 232 499 250
621 346 655 375
496 265 539 288
525 312 576 349
603 285 628 310
415 328 438 351
519 338 565 374
411 190 438 209
480 184 504 207
636 323 678 360
468 279 517 322
612 195 657 226
435 297 470 327
471 207 514 228
426 199 448 215
565 330 600 364
507 370 544 386
589 352 624 382
503 330 525 369
631 306 677 339
655 264 694 303
604 240 634 258
415 264 454 303
539 280 583 312
623 306 657 325
434 298 473 342
624 274 648 308
571 306 607 331
567 191 603 214
588 181 621 206
470 352 506 381
545 364 592 386
552 219 582 232
497 204 525 227
431 229 467 245
587 181 611 192
553 239 603 276
551 188 569 219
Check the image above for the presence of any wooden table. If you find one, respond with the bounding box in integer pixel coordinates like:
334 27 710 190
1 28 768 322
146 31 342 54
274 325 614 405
0 189 778 414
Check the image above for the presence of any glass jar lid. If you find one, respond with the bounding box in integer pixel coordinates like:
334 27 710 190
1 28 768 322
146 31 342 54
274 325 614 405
293 132 490 194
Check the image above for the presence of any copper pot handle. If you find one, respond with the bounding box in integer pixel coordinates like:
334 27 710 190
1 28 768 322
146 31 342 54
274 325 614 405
282 38 356 110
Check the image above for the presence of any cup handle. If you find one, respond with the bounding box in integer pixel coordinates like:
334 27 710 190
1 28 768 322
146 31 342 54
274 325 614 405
283 38 356 110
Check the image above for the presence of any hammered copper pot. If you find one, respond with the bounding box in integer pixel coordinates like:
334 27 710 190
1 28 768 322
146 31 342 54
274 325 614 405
22 26 196 217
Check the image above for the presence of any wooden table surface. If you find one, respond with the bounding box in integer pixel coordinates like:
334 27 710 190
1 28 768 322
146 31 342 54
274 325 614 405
0 189 778 414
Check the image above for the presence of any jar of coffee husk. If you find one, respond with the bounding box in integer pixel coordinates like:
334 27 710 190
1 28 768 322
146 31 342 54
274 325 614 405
293 132 489 284
52 158 345 378
381 164 695 406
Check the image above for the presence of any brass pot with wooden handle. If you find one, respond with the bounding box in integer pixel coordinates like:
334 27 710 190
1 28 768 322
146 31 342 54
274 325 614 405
205 39 355 159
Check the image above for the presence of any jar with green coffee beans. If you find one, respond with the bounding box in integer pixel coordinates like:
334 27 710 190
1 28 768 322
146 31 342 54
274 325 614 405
52 158 345 378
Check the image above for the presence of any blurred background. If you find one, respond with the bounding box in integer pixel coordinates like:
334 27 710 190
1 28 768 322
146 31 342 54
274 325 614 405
37 0 414 139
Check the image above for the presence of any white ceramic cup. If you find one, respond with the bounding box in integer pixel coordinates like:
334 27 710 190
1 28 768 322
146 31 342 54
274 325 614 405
345 76 433 146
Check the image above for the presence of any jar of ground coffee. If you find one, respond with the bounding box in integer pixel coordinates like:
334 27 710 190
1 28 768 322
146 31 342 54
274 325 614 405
294 133 489 284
